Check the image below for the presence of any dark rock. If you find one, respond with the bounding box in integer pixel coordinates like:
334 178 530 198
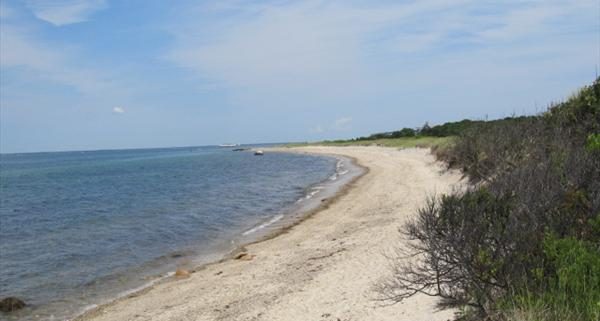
170 252 184 258
0 297 26 312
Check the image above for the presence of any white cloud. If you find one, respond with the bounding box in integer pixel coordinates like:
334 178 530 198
164 0 593 117
167 0 441 98
166 0 597 104
24 0 107 26
333 117 352 130
0 12 111 94
112 106 125 114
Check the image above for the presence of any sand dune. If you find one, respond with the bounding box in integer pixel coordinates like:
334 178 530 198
77 146 462 321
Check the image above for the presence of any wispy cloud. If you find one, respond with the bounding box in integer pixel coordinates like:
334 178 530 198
112 106 125 114
24 0 107 26
333 117 352 130
0 7 111 94
309 117 352 135
166 0 597 108
166 1 415 97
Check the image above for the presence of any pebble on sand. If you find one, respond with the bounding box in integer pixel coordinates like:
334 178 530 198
175 269 191 279
234 253 255 261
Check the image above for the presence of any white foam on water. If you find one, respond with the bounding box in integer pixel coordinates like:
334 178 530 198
295 186 322 203
297 185 323 200
242 214 285 236
73 271 175 320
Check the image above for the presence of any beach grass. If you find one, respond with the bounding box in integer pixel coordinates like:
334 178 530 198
284 136 455 149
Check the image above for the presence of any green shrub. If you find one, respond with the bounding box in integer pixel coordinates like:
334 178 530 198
501 235 600 321
587 134 600 152
502 293 586 321
380 77 600 320
539 235 600 321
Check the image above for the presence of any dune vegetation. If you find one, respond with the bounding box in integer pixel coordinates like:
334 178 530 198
286 136 454 149
287 113 535 151
377 79 600 321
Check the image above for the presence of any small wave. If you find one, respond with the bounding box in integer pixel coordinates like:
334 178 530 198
242 214 284 236
297 185 323 200
338 170 349 176
76 271 173 320
297 185 324 202
305 190 319 199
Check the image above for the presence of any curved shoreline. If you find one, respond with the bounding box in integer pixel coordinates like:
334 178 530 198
75 146 462 321
233 152 368 250
71 150 367 321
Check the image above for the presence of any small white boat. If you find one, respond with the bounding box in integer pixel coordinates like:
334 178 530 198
219 143 239 147
254 150 264 156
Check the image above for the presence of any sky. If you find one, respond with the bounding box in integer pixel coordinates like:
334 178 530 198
0 0 599 153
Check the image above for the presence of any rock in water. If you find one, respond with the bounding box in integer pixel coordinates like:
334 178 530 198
0 297 26 312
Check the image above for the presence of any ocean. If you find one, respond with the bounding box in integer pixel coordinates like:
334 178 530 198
0 146 356 320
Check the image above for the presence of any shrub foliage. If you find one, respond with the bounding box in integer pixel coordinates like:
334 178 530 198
379 78 600 320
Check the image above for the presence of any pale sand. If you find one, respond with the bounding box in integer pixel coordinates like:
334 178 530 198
77 146 462 321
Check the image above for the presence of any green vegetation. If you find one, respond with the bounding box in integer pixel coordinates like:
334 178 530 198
499 234 600 321
353 116 533 141
354 119 481 140
286 115 534 152
588 133 600 151
287 136 454 149
379 78 600 320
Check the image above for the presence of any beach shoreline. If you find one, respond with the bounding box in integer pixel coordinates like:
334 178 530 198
66 151 364 321
75 146 462 321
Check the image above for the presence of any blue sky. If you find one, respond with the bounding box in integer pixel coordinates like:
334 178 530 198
0 0 598 153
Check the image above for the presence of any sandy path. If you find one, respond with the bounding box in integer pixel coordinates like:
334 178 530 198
77 146 462 321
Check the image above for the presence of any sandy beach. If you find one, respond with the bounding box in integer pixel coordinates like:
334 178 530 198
76 146 462 321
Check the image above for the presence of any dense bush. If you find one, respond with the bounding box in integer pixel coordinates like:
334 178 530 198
498 234 600 321
537 235 600 320
378 189 518 315
379 78 600 320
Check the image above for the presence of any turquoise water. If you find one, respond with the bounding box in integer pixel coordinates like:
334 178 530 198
0 146 337 320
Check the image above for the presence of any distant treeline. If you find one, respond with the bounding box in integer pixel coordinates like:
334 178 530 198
353 116 533 141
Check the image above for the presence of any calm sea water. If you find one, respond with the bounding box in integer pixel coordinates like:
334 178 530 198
0 146 338 320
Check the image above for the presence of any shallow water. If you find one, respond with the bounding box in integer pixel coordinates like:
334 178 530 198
0 146 339 320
